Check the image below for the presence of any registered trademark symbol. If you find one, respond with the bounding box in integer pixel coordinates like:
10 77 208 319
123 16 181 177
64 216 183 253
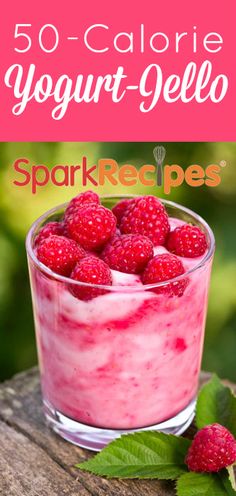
219 160 227 167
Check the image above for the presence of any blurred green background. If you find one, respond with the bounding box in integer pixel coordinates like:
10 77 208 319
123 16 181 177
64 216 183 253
0 142 235 382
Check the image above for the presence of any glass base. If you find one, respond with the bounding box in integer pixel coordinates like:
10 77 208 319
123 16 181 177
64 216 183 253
44 398 196 451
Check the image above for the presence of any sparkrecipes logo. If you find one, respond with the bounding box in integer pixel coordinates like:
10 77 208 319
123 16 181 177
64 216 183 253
13 146 226 194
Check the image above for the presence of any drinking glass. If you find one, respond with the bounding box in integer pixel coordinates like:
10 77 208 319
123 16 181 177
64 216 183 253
26 196 215 451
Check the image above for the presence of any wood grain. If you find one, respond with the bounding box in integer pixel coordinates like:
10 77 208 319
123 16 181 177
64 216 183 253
0 368 231 496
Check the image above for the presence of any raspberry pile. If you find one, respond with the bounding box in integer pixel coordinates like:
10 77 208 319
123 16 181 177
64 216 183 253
35 192 208 300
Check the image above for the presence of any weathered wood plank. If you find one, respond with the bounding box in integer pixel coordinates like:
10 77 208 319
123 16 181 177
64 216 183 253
0 421 89 496
0 368 175 496
0 368 232 496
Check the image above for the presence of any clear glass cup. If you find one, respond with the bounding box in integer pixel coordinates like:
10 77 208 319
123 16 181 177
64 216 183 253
26 196 215 451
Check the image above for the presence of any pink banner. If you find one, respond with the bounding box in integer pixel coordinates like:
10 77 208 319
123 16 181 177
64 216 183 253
0 0 234 141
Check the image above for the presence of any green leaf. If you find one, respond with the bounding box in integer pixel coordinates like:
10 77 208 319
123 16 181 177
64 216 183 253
227 466 236 492
196 375 236 436
176 471 236 496
76 431 190 479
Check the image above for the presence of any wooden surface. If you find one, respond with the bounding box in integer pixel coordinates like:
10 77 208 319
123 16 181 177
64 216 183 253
0 368 231 496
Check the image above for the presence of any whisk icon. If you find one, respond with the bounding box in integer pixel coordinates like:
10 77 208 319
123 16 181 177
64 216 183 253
153 146 166 186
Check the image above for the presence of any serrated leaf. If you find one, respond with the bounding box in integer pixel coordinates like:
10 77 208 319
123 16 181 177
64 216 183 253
196 375 236 436
76 431 190 479
176 471 236 496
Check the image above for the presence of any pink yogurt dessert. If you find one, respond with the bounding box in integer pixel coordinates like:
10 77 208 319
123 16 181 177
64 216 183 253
26 194 215 450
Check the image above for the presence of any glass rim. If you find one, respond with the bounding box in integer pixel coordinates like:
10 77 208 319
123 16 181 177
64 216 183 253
25 195 215 293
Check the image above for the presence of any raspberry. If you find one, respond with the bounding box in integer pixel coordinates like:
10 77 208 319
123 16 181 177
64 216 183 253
65 190 100 219
142 253 187 296
37 235 85 276
70 256 112 300
186 423 236 473
102 234 153 274
112 198 133 227
34 221 64 246
120 195 170 245
166 224 207 258
65 203 117 250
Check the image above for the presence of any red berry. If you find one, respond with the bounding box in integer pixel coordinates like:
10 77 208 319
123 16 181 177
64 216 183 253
102 234 153 274
70 256 112 300
37 235 85 276
166 224 207 258
112 198 133 227
142 253 187 296
65 203 117 250
34 221 64 246
120 196 170 245
65 190 100 219
186 423 236 473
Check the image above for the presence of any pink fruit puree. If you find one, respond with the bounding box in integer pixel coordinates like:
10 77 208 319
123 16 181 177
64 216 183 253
30 218 212 429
